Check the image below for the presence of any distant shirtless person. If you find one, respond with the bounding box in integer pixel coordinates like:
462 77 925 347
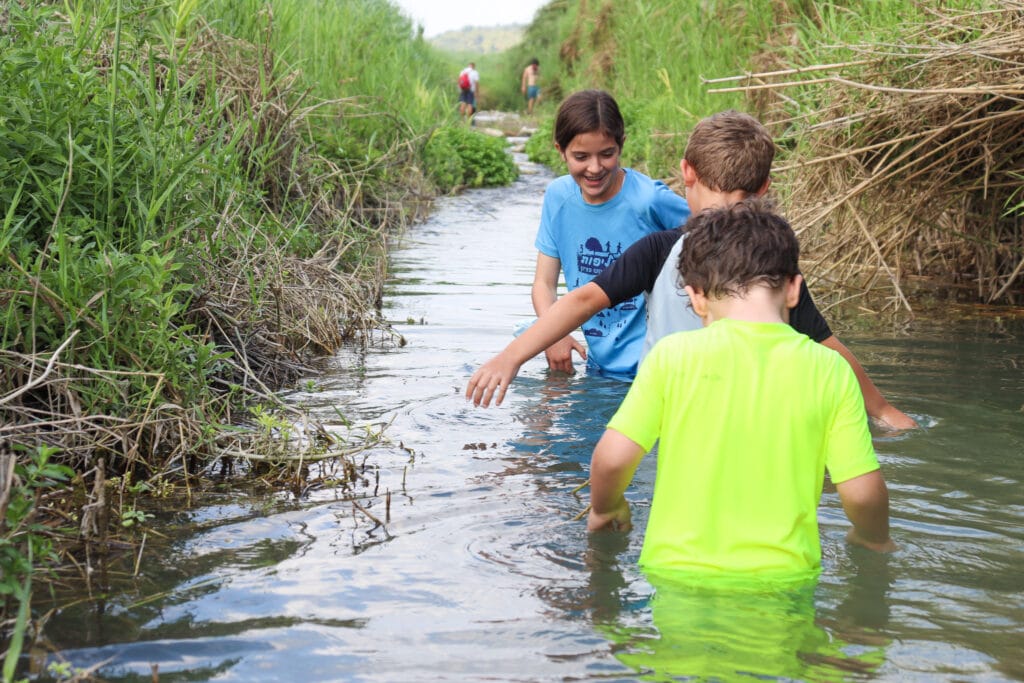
521 58 540 115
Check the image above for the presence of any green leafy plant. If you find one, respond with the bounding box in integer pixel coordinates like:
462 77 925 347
525 116 558 168
46 661 89 681
423 127 519 193
119 506 154 528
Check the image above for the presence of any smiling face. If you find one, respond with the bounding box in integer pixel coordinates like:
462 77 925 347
557 131 624 205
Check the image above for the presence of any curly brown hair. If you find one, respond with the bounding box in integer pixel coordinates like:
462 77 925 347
679 199 799 299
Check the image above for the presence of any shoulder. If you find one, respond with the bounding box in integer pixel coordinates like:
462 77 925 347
622 170 679 196
627 229 682 267
539 176 581 228
595 229 680 287
621 170 689 225
647 326 707 362
651 229 684 259
619 170 662 211
797 335 858 386
553 173 576 187
545 175 578 201
621 169 658 194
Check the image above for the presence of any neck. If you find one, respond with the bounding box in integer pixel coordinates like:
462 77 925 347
703 287 789 326
690 188 751 214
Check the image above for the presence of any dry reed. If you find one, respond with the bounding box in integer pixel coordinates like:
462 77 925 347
709 3 1024 312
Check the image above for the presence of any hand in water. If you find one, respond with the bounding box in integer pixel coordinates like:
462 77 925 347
466 319 586 408
873 404 919 431
544 335 587 374
846 527 897 553
587 496 632 533
466 353 521 407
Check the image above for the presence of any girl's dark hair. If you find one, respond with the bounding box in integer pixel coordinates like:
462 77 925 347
679 199 799 299
553 90 625 151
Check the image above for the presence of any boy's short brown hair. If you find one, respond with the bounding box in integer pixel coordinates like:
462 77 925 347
679 199 799 299
683 110 775 194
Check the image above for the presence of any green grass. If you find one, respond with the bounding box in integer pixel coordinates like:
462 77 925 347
0 0 522 657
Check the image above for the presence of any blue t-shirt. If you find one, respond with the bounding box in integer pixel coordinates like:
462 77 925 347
535 169 690 375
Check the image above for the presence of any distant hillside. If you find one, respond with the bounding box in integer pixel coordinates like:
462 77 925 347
429 24 524 54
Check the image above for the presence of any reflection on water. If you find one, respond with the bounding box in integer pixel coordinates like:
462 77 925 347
28 146 1024 682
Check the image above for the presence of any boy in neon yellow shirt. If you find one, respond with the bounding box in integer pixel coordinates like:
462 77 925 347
588 200 895 574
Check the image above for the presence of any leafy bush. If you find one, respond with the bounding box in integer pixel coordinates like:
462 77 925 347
524 116 559 168
423 127 519 193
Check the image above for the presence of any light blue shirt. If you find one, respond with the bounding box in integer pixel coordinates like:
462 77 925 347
535 169 690 375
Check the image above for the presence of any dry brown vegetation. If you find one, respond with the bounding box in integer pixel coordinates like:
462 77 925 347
712 4 1024 312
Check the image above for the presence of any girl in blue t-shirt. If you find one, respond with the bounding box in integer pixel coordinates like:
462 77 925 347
533 90 690 377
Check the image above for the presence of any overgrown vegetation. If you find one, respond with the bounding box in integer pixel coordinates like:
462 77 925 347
424 127 519 191
0 0 518 669
734 3 1024 309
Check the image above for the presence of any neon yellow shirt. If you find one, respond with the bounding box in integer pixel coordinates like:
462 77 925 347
607 318 879 574
605 570 889 680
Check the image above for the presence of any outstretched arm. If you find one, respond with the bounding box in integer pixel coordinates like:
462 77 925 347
588 429 646 532
466 281 611 407
835 469 896 552
820 335 918 430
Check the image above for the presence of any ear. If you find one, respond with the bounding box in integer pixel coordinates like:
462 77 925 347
555 143 566 161
680 159 698 188
684 284 709 321
784 274 803 309
755 175 772 197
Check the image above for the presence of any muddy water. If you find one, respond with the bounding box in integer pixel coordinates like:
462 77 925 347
32 142 1024 682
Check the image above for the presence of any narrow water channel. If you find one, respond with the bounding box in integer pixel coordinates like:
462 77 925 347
33 140 1024 682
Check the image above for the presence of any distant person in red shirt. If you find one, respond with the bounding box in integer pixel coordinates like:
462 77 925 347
458 62 479 121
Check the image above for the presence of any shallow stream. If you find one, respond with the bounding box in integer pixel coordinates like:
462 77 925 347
32 141 1024 682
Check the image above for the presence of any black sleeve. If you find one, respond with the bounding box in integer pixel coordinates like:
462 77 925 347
592 229 682 306
789 277 832 342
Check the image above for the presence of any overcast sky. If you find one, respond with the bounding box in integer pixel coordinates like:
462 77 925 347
391 0 549 38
